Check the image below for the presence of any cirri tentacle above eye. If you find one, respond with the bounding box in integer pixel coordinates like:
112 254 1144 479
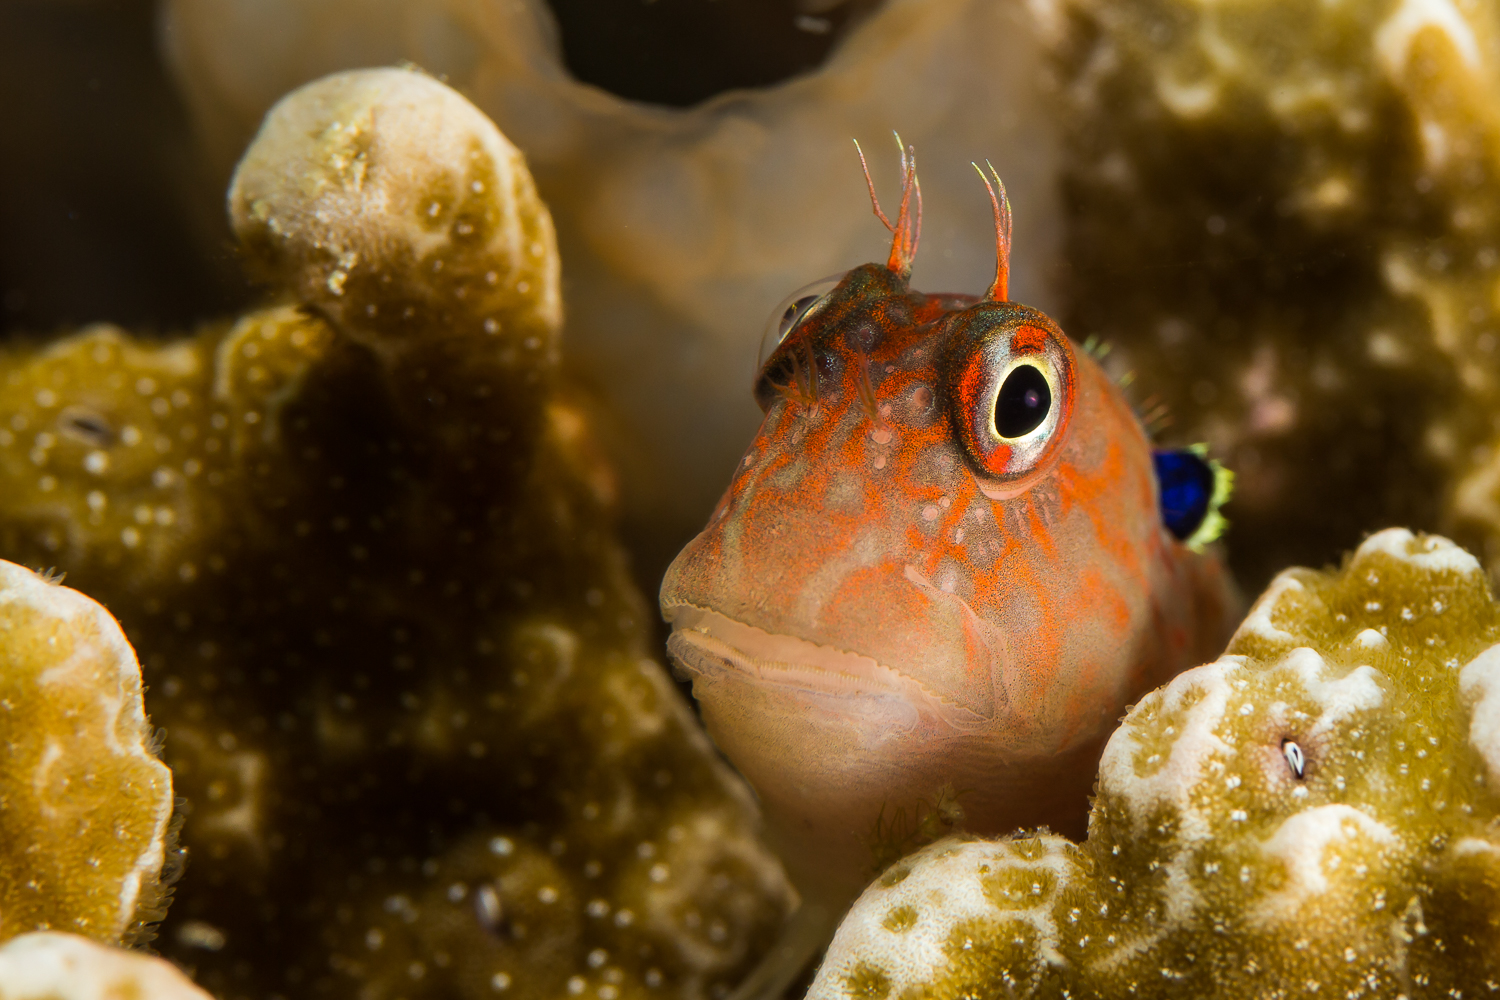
661 144 1241 928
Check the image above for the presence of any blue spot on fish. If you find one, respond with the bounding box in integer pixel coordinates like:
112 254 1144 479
1154 448 1217 542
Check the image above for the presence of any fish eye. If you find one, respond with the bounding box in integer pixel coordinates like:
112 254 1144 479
1281 739 1306 780
757 272 847 370
944 306 1076 486
780 295 820 337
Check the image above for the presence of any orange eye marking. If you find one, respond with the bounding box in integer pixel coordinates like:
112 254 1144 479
1010 326 1047 354
953 355 988 418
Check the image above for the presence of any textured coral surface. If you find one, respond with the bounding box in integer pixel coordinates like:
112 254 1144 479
0 561 173 946
0 68 791 999
1052 0 1500 589
809 529 1500 998
0 932 212 1000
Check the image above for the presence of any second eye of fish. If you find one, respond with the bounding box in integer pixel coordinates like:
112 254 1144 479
779 295 822 339
995 364 1051 438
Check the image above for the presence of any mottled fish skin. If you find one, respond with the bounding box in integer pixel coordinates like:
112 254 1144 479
661 196 1237 905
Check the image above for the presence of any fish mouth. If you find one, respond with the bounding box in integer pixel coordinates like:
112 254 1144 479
664 603 910 698
663 603 985 728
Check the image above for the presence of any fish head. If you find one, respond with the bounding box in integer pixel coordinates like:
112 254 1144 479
663 260 1166 745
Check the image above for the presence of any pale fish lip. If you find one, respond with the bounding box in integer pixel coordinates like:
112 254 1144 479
663 603 988 729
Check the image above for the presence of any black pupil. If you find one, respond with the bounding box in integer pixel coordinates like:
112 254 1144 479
995 365 1051 438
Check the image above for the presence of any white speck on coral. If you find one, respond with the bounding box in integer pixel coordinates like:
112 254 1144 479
1155 74 1219 117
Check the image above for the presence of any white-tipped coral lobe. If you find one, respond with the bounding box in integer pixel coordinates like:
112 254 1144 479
0 933 211 1000
0 562 174 946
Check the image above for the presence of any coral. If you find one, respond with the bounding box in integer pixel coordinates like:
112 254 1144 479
0 561 173 946
0 68 791 999
0 932 212 1000
1049 0 1500 589
808 528 1500 998
159 0 1065 578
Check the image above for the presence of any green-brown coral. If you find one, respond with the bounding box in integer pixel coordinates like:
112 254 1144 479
0 67 791 999
809 529 1500 998
0 561 173 946
1052 0 1500 589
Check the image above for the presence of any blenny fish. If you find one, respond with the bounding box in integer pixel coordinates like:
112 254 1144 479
660 146 1238 911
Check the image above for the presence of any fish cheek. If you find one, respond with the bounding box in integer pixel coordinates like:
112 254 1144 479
926 557 974 602
824 469 873 519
